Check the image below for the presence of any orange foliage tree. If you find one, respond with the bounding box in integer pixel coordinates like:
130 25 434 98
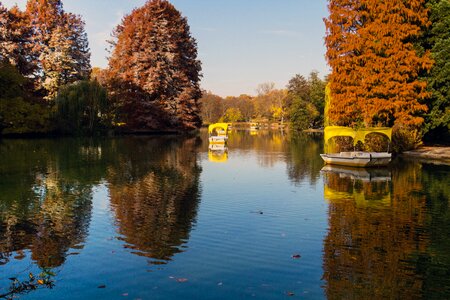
324 0 433 127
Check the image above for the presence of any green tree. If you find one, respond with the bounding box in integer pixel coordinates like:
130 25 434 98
287 71 326 129
0 60 50 134
422 0 450 144
289 96 319 131
54 80 109 134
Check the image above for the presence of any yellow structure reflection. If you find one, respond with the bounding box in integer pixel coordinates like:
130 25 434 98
322 163 429 299
208 144 228 163
321 165 391 207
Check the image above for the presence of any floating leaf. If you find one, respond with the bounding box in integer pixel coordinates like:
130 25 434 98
98 285 106 288
37 279 45 285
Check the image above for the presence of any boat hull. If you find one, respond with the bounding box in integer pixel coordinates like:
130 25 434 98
320 152 391 167
209 136 228 144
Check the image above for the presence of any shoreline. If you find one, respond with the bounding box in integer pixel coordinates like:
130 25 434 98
401 146 450 165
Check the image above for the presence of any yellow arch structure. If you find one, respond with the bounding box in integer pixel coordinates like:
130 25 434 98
208 123 229 136
208 150 228 163
324 126 392 146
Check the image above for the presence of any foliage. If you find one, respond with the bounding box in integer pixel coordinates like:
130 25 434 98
0 61 51 134
392 124 423 152
199 91 224 124
289 96 319 131
107 0 202 131
324 0 433 127
27 0 91 99
54 80 109 134
287 71 326 129
422 0 450 144
0 4 37 78
221 107 243 122
0 269 55 299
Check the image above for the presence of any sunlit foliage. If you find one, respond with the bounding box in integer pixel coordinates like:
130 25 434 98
324 0 433 127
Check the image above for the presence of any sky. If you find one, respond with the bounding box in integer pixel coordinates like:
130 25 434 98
2 0 330 96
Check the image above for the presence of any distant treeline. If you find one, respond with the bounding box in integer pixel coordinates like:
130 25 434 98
200 71 327 131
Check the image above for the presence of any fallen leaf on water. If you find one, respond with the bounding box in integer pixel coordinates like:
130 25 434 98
37 279 45 285
98 285 106 289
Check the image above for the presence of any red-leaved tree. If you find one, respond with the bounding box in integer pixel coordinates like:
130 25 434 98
107 0 202 131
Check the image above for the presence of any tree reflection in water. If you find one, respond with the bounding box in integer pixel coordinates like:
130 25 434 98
0 136 202 272
0 139 96 268
107 137 202 264
322 161 450 299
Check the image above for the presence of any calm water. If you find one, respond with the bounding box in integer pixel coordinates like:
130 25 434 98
0 130 449 299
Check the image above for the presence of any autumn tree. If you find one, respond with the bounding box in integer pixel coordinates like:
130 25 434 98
324 0 433 127
26 0 91 99
199 91 224 124
0 3 37 78
107 0 202 131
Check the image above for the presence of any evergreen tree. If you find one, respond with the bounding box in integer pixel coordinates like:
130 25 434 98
107 0 202 131
423 0 450 143
324 0 433 127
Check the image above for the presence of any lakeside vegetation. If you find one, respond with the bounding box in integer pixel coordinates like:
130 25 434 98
0 0 449 147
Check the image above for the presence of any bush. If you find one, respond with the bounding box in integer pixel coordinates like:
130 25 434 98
392 124 423 153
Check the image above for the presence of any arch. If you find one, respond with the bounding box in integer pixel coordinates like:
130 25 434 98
324 126 392 146
208 123 229 136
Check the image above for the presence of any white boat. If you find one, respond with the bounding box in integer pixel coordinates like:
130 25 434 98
320 152 392 167
321 126 393 167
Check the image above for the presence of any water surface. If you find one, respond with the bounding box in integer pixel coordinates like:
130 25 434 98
0 130 449 299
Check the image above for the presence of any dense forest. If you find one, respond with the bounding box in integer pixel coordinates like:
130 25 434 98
0 0 449 146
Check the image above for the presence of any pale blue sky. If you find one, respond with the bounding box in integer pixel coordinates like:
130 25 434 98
2 0 329 96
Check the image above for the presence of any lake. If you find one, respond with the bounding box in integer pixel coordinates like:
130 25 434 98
1 129 449 299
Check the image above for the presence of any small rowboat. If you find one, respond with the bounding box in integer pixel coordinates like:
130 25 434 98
320 151 391 167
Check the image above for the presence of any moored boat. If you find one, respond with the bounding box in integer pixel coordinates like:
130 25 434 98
208 123 229 144
321 126 392 167
320 151 391 167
